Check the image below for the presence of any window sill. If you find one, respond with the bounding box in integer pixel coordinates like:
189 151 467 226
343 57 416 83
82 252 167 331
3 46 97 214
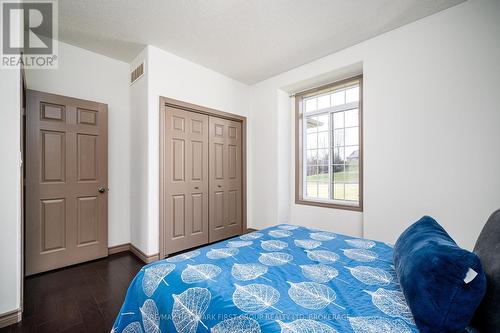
295 198 363 212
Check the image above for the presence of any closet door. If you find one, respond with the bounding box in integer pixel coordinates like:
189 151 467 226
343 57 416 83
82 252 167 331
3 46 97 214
209 117 242 242
162 107 209 254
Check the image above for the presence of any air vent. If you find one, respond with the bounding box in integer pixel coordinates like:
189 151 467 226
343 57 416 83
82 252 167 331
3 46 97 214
130 62 144 85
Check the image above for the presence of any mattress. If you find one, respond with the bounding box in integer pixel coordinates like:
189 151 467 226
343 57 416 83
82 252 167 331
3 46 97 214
112 225 419 333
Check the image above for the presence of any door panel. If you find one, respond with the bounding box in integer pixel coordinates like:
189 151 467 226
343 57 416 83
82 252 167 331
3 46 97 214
228 144 237 179
77 134 98 181
214 143 224 179
26 90 108 275
162 107 209 255
172 195 186 238
41 103 65 121
209 117 242 242
227 190 238 226
191 141 204 180
191 193 204 233
77 196 98 246
172 139 185 181
77 108 97 125
41 130 66 182
41 198 66 252
213 191 224 229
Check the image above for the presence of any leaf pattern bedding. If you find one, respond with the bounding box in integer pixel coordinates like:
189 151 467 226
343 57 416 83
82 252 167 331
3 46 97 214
112 225 418 333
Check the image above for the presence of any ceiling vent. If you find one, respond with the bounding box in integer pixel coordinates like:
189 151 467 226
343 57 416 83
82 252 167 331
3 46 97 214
130 62 144 85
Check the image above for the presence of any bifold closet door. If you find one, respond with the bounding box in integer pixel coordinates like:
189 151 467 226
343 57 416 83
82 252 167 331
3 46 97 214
209 117 242 242
163 107 209 254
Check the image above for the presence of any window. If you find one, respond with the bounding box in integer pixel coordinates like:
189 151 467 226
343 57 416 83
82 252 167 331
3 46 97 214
295 75 363 211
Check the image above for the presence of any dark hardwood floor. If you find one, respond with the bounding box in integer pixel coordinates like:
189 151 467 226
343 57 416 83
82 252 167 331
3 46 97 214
1 252 144 333
2 230 258 333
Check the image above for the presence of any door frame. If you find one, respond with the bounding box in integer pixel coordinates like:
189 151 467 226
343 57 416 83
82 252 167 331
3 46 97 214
159 96 247 260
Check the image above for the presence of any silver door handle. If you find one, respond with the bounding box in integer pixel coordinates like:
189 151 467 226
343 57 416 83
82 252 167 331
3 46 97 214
98 186 106 193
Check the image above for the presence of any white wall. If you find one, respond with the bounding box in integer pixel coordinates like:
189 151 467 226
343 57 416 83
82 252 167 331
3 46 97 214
26 41 131 247
249 0 500 249
249 76 364 236
129 45 250 255
129 48 150 254
0 69 22 314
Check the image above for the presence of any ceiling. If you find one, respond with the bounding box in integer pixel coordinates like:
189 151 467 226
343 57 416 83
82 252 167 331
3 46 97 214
58 0 464 84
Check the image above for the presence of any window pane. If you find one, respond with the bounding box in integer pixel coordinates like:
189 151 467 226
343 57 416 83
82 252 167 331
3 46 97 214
306 182 318 197
317 114 329 132
347 158 359 167
333 183 345 200
307 167 320 184
318 132 329 149
345 127 359 146
346 86 359 103
305 98 317 112
306 116 318 134
345 109 358 127
318 165 329 177
317 94 330 110
307 133 317 149
318 182 329 199
333 129 344 146
332 90 345 106
317 149 329 165
333 147 345 164
345 183 359 201
333 165 345 182
307 150 318 165
333 112 344 129
345 146 359 164
345 164 359 183
311 166 328 183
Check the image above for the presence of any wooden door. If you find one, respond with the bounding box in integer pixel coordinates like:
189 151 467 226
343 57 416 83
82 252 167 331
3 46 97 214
161 107 209 255
209 117 242 242
26 90 108 275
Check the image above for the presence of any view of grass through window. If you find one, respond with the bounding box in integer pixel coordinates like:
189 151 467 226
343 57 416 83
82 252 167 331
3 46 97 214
303 82 360 204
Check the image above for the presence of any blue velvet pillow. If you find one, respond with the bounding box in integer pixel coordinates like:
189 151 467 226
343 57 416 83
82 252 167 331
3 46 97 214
394 216 487 333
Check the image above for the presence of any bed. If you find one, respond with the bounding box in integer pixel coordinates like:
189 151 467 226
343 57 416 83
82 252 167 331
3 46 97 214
112 224 418 333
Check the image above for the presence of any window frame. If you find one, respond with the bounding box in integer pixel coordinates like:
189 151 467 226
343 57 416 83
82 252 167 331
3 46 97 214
295 75 363 211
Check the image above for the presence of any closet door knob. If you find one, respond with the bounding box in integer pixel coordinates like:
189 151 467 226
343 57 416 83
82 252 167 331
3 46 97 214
194 186 199 190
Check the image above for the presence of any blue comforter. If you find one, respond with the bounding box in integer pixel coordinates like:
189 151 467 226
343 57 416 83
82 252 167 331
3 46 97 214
112 225 418 333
